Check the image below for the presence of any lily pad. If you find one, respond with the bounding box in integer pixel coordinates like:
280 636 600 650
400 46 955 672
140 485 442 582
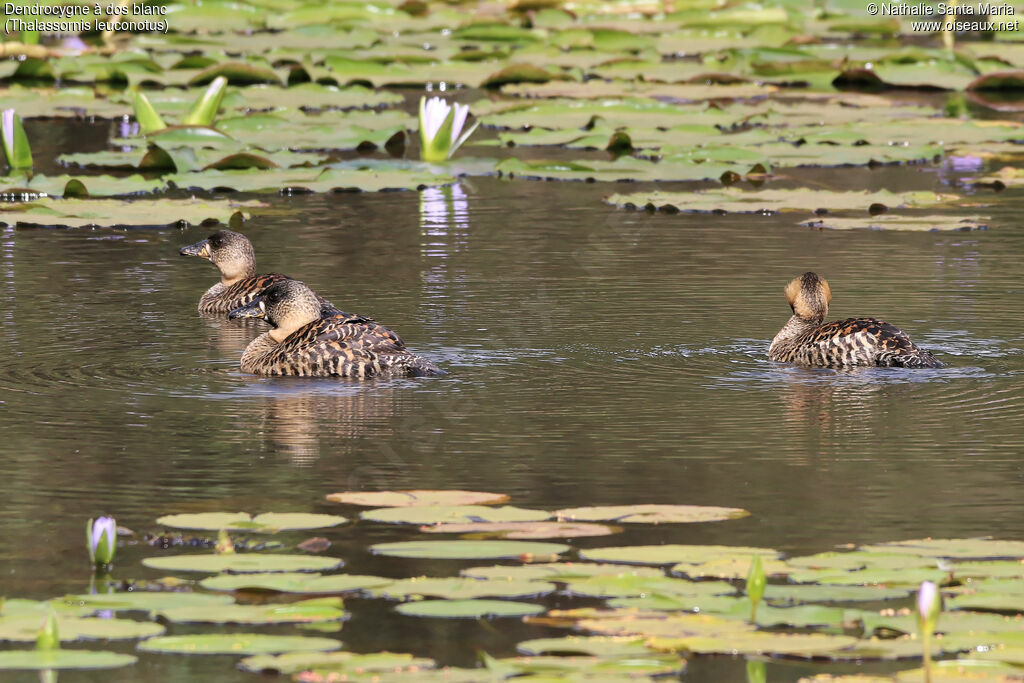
238 650 435 675
362 505 549 525
0 197 262 229
605 188 957 214
0 615 164 642
142 553 343 574
200 572 392 594
395 599 545 618
673 557 795 580
156 512 348 533
421 521 618 539
61 592 234 614
371 540 569 560
158 599 345 624
462 562 667 581
860 539 1024 560
561 575 735 599
0 650 137 670
515 636 658 657
555 504 749 524
580 544 779 566
368 577 556 600
166 165 453 193
137 633 341 655
325 490 510 507
803 215 989 232
651 631 860 657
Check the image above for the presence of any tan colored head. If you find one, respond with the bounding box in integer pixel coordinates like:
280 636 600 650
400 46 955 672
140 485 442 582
784 272 832 321
180 230 256 284
229 279 321 342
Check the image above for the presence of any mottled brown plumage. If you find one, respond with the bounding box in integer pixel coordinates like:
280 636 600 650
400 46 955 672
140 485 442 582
180 230 338 316
229 280 443 379
769 272 941 369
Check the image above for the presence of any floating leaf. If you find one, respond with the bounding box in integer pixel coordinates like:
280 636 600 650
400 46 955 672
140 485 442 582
182 76 227 126
156 512 347 533
463 563 667 581
605 188 957 214
516 636 657 657
0 615 164 643
362 505 549 526
651 631 859 657
395 599 544 618
0 198 262 229
561 575 735 599
142 553 343 574
803 215 989 232
368 577 555 600
137 633 340 655
860 539 1024 560
158 600 345 624
580 545 779 566
371 540 568 560
0 650 136 670
325 490 510 507
200 573 391 594
61 592 234 614
165 165 453 193
421 521 618 539
555 504 749 524
239 650 434 675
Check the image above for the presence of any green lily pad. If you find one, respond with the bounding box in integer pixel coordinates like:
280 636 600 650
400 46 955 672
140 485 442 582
371 540 569 560
61 592 234 614
200 572 392 594
325 490 510 507
580 544 779 566
462 562 667 581
158 599 345 624
395 599 545 618
0 173 167 198
0 615 164 642
803 215 989 232
515 636 658 657
368 577 555 600
652 631 860 657
554 504 749 524
166 165 453 193
238 650 435 675
860 539 1024 560
0 650 137 670
763 584 912 604
786 551 942 572
561 575 735 599
142 553 343 574
0 197 262 229
672 557 795 580
496 157 757 183
362 505 549 525
156 512 348 533
421 521 618 539
137 633 341 655
605 188 957 214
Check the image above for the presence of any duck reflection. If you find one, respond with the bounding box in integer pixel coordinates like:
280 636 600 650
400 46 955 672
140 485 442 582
253 385 401 467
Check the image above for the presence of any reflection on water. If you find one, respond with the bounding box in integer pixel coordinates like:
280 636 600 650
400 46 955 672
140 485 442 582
2 171 1024 681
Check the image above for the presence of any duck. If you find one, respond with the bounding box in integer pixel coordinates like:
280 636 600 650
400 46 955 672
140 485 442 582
228 279 443 378
768 272 941 369
180 230 339 316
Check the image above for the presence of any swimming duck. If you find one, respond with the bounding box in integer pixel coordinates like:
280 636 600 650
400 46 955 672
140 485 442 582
769 272 941 369
180 230 338 316
228 279 443 378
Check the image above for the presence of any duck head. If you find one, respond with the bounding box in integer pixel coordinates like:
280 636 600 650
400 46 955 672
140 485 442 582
180 230 256 285
229 279 321 342
785 272 832 322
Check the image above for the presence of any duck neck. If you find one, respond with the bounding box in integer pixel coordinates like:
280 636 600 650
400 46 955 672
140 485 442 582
219 261 257 287
241 332 279 373
770 314 822 352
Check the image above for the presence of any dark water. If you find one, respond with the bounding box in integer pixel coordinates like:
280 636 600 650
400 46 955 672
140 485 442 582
1 128 1024 680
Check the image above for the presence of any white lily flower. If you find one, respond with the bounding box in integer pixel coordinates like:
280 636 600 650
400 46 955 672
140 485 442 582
419 96 478 162
1 110 13 150
87 516 117 567
916 580 941 624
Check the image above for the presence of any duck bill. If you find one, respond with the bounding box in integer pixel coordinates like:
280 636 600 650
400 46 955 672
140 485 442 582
228 299 267 320
179 239 211 259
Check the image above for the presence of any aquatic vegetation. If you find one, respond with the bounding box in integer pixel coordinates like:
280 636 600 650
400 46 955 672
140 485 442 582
156 511 348 533
0 109 31 170
418 96 478 163
746 555 767 623
87 516 117 569
916 581 943 683
35 609 58 651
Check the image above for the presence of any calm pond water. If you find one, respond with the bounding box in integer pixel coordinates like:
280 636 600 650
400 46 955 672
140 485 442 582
1 118 1023 681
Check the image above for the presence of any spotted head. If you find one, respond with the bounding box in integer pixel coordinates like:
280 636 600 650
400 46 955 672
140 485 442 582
229 279 321 341
784 272 832 322
180 230 256 284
